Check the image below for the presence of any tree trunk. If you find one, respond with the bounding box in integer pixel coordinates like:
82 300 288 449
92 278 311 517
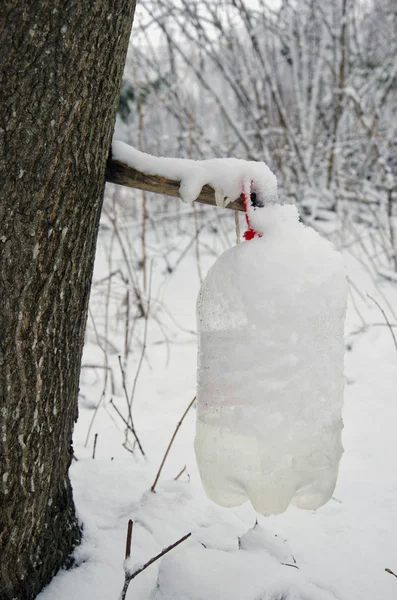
0 2 136 598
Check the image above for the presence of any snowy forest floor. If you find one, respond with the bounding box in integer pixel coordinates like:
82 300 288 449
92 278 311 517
38 207 397 600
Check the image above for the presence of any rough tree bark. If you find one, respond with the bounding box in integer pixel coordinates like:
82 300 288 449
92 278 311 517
0 2 136 599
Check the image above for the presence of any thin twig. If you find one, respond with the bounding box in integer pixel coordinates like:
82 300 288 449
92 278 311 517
92 433 98 459
174 465 187 481
125 261 153 448
120 532 192 600
81 364 116 395
331 496 342 504
109 398 146 457
281 562 299 570
124 288 131 361
129 532 191 580
84 389 105 448
122 442 136 456
151 396 196 492
85 226 115 445
119 526 191 600
109 398 134 433
93 268 127 286
84 306 110 447
125 520 134 560
367 294 397 357
385 568 397 578
118 355 135 429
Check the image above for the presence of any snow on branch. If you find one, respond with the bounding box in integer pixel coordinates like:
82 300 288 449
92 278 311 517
105 154 244 211
105 141 279 212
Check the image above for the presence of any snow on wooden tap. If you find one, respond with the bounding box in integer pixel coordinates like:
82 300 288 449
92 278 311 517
112 141 348 516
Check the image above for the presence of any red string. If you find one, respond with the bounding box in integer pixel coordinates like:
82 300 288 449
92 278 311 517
243 181 258 241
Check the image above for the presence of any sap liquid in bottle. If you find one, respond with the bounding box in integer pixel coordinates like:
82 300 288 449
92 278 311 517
195 178 347 515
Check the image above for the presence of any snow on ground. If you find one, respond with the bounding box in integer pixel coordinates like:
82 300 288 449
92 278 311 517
37 210 397 600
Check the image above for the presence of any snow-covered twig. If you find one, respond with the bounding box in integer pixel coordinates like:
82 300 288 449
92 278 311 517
106 155 246 212
119 522 191 600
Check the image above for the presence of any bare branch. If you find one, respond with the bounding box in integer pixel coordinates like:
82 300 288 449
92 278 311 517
385 568 397 578
174 465 187 481
119 526 192 600
125 520 134 560
151 396 196 493
92 433 98 459
109 398 146 457
127 533 191 581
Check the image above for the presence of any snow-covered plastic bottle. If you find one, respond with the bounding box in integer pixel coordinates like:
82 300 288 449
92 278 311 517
195 179 347 516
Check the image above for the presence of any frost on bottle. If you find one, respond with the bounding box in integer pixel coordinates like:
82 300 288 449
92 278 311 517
195 178 347 516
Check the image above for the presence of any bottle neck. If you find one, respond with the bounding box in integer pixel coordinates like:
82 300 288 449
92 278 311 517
245 203 299 239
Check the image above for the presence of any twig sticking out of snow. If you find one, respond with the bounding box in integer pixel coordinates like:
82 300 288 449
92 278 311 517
111 262 154 459
119 521 191 600
385 568 397 578
281 562 299 570
367 294 397 359
92 433 98 459
123 260 153 454
125 520 133 560
174 465 187 481
151 396 196 493
117 357 146 457
109 398 145 457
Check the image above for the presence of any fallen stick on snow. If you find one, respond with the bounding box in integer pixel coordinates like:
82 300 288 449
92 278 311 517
105 149 246 212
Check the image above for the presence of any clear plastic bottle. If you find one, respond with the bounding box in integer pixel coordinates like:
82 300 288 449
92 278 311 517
195 204 347 515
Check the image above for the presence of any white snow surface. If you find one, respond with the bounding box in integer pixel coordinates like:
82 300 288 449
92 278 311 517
195 205 347 515
36 212 397 600
112 141 280 207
